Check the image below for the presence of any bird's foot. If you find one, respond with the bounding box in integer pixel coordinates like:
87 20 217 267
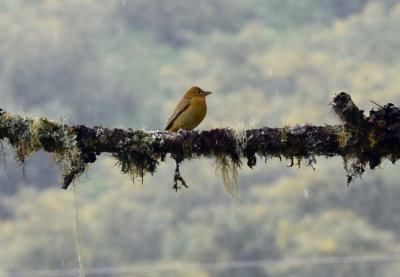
177 127 188 135
173 162 188 192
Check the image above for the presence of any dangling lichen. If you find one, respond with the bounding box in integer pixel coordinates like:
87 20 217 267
214 153 239 198
54 127 85 188
212 122 247 197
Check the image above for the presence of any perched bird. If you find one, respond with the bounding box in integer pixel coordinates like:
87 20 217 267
165 86 212 132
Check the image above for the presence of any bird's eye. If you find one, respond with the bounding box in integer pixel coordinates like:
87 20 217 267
197 90 202 94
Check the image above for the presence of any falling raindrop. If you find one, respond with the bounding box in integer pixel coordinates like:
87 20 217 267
304 188 309 199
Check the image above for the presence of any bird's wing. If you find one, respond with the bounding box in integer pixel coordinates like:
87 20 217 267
165 98 191 130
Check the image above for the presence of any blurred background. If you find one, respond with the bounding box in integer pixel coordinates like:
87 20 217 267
1 0 400 276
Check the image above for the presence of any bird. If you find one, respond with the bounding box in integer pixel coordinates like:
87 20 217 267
165 86 212 132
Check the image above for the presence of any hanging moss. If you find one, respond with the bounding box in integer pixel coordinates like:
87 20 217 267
214 153 239 197
112 130 159 182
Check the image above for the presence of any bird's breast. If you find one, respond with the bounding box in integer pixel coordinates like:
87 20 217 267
174 97 207 130
189 97 207 120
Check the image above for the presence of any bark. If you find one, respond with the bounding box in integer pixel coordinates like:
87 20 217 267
0 93 399 191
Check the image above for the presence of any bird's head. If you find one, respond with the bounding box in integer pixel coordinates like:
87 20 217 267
184 86 212 99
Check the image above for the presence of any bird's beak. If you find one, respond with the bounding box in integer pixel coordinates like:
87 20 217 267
203 91 212 96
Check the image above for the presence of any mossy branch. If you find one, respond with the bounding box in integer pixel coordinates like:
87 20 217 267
1 92 399 191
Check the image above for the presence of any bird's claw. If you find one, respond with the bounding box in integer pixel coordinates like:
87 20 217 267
173 163 188 192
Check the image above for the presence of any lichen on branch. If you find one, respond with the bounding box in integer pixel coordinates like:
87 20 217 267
0 110 84 187
0 92 399 192
332 92 400 183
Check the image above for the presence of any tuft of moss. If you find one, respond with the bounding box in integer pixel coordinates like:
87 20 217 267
343 157 365 186
231 121 247 159
112 130 158 183
336 128 351 148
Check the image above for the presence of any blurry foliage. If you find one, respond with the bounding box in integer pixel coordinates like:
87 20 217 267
1 160 400 276
0 188 77 270
1 0 400 276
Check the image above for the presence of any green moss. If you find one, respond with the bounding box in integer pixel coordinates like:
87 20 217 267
368 127 378 148
337 129 352 148
280 128 289 144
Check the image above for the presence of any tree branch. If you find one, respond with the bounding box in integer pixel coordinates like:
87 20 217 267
1 92 399 191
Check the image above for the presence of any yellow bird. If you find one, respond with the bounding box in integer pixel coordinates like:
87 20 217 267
165 86 212 132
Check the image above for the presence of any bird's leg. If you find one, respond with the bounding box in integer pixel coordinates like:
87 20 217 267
173 160 188 192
